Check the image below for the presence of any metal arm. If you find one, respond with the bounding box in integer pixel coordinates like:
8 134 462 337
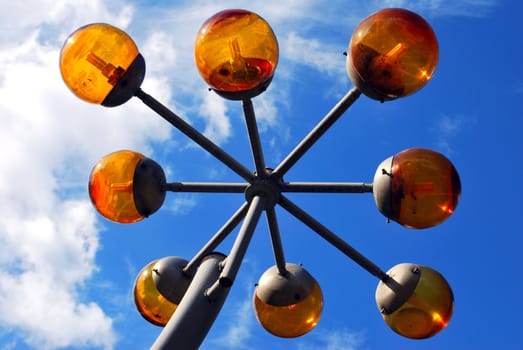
135 88 255 182
272 87 361 177
278 194 389 282
183 202 250 274
265 206 288 276
218 195 266 287
281 182 373 193
164 182 247 193
163 181 372 193
242 98 267 177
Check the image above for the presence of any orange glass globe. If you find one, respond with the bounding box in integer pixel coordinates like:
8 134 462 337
373 148 461 229
60 23 145 106
89 150 166 223
347 8 438 101
378 265 454 339
194 9 279 99
253 264 323 338
134 260 179 326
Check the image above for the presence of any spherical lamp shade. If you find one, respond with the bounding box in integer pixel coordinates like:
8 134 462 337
376 264 454 339
134 258 189 327
373 148 461 229
347 8 438 101
253 264 323 338
195 9 279 100
60 23 146 107
89 150 166 223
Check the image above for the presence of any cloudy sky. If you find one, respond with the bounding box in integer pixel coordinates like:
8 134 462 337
0 0 522 349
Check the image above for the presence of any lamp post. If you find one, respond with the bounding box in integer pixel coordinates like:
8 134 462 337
60 7 460 349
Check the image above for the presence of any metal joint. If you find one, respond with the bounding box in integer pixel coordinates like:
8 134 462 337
244 179 280 207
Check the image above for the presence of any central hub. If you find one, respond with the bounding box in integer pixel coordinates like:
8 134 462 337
244 169 282 207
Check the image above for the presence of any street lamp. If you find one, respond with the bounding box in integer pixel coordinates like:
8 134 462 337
60 7 461 349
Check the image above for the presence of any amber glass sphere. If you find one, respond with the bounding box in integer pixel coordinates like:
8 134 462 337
89 150 166 223
253 264 323 338
194 9 278 99
378 265 454 339
89 150 144 223
60 23 145 106
347 8 438 101
373 148 461 229
134 260 179 326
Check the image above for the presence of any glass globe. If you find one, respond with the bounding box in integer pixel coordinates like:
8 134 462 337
253 264 323 338
347 8 438 101
373 148 461 229
89 150 166 223
376 264 454 339
60 23 145 106
194 9 279 99
134 260 179 326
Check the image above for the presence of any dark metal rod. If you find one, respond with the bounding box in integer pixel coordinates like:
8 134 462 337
135 89 255 182
242 99 267 177
151 253 229 350
183 201 250 274
281 182 373 193
278 194 389 281
164 182 247 193
265 207 288 276
273 87 362 177
219 196 266 287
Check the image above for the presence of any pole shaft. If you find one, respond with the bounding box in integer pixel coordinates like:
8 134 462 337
278 194 389 281
273 87 361 177
151 253 229 350
135 89 255 182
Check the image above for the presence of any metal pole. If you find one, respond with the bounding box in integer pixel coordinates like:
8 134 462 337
242 99 267 177
183 202 250 274
151 253 229 350
164 182 247 193
272 87 361 177
265 207 288 276
218 195 266 287
135 89 255 183
281 182 373 193
278 194 389 281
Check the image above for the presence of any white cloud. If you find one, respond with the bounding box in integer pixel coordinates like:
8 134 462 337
282 32 345 77
167 194 199 215
0 200 115 350
374 0 498 17
297 328 367 350
0 0 171 348
214 297 253 349
199 92 231 144
207 263 257 350
431 114 467 155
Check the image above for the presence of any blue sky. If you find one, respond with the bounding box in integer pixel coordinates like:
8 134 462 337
0 0 522 349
